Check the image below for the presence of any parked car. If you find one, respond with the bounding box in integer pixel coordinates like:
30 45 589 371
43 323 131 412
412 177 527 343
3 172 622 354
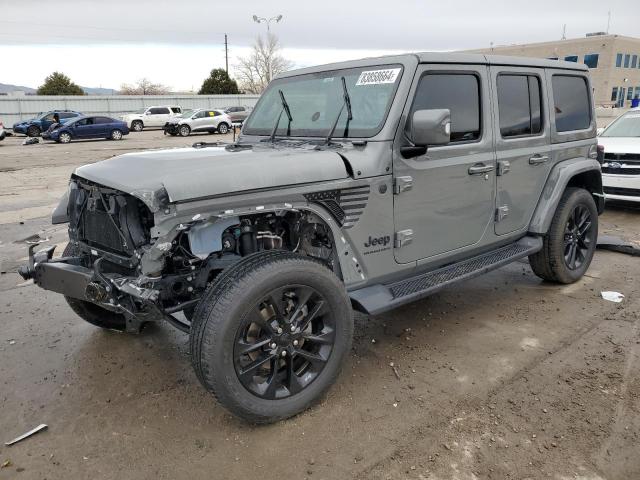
163 108 232 136
597 108 640 202
223 106 252 124
44 116 129 143
0 121 5 141
12 110 82 137
20 53 602 424
121 106 181 132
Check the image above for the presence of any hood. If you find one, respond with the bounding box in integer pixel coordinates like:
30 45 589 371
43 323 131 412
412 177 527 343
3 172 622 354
74 145 349 206
597 136 640 154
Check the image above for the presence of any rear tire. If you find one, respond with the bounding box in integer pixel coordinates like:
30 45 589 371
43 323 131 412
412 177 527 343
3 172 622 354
131 121 143 132
217 122 229 134
62 243 127 331
27 125 41 137
190 251 353 424
529 187 598 284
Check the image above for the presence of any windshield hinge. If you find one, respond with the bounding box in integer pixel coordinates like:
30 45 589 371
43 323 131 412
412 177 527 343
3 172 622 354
393 176 413 195
395 229 414 248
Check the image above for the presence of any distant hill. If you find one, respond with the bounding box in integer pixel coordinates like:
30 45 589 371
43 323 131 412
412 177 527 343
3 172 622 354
0 82 117 95
0 83 36 94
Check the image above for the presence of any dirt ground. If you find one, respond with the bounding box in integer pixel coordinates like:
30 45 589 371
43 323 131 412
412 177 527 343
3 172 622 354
0 130 639 480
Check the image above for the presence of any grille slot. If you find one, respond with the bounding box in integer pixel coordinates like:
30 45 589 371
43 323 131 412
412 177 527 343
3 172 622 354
604 186 640 197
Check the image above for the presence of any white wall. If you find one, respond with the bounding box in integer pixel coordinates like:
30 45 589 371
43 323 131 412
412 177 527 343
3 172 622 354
0 94 260 126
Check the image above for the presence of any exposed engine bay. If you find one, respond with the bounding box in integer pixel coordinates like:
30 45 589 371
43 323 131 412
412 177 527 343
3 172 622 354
27 178 339 331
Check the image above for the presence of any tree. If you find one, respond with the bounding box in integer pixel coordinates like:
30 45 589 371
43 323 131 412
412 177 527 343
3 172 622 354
199 68 240 94
235 34 293 94
37 72 84 95
119 78 169 95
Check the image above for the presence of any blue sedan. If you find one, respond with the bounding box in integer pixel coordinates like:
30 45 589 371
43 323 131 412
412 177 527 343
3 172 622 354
46 116 129 143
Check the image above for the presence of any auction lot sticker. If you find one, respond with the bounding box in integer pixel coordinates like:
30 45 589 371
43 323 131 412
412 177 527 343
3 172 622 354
356 68 401 86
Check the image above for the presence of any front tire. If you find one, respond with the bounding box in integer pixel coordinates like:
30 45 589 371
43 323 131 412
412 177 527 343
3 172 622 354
27 125 41 137
131 120 143 132
190 251 353 424
110 129 123 140
62 243 127 331
529 187 598 284
58 132 72 144
179 124 191 137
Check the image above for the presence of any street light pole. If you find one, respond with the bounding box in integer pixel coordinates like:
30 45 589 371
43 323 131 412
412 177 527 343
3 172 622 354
252 14 283 82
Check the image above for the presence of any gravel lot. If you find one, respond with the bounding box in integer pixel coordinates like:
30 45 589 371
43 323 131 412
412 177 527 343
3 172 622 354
0 130 639 480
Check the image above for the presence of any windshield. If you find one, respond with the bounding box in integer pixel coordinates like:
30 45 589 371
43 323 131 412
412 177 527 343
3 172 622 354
601 112 640 138
243 64 403 138
180 109 196 118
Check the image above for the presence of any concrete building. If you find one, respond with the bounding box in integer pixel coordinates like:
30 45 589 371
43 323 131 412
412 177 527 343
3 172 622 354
465 34 640 108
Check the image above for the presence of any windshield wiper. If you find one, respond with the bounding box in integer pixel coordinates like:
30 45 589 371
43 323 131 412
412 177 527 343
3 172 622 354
324 76 353 145
268 89 293 143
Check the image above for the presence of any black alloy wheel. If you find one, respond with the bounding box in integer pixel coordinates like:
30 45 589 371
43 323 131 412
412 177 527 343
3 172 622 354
233 284 335 400
563 204 594 270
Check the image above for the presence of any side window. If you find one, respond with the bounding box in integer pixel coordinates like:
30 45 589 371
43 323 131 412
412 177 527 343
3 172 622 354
76 119 88 126
410 73 481 143
149 107 170 115
94 117 112 124
208 111 217 117
59 112 75 119
496 74 543 138
171 107 181 113
194 111 206 119
43 113 55 121
552 75 591 132
584 54 599 69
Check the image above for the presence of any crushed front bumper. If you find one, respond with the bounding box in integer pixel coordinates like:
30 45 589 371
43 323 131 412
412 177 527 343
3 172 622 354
163 122 180 135
19 244 192 333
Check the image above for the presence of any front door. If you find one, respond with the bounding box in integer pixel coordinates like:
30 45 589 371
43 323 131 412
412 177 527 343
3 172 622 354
393 64 496 264
490 67 552 235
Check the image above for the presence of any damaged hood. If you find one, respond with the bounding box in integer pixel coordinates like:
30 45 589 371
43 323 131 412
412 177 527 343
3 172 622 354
74 145 349 206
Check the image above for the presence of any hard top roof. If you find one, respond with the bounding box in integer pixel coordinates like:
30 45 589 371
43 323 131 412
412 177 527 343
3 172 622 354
279 52 587 78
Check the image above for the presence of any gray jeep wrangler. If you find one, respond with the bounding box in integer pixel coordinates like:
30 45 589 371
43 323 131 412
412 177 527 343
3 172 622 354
20 53 603 423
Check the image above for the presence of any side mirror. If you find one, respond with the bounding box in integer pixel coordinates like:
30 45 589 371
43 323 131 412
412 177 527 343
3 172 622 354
411 109 451 146
145 111 151 115
401 109 451 159
596 127 604 135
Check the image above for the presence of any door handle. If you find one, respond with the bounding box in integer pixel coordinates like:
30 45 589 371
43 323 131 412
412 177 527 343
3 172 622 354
468 163 495 175
529 155 549 165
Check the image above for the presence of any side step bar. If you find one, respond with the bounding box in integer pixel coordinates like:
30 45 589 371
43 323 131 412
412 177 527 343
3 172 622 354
349 236 542 315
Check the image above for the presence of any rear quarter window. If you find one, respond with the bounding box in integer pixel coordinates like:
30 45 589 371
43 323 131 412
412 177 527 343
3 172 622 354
552 75 591 132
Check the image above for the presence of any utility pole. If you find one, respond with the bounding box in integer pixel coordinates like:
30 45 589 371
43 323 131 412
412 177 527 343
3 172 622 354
224 34 229 74
606 10 611 34
561 24 566 40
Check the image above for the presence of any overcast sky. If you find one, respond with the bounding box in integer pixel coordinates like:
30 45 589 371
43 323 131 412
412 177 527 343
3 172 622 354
1 0 638 91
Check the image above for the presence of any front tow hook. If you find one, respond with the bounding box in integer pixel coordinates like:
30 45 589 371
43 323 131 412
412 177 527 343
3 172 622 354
18 243 56 280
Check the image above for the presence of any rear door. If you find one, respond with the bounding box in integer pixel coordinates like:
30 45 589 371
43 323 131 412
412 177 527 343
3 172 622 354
148 107 171 126
490 67 551 235
393 64 496 263
93 117 113 136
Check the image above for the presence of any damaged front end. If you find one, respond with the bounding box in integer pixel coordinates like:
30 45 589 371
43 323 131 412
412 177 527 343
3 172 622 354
19 177 196 333
20 176 339 333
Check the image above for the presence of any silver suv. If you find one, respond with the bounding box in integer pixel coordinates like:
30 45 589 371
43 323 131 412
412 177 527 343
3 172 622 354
163 108 232 136
21 53 603 424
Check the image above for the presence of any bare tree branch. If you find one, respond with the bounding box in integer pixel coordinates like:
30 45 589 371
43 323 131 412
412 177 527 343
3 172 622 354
235 34 294 94
119 78 170 95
